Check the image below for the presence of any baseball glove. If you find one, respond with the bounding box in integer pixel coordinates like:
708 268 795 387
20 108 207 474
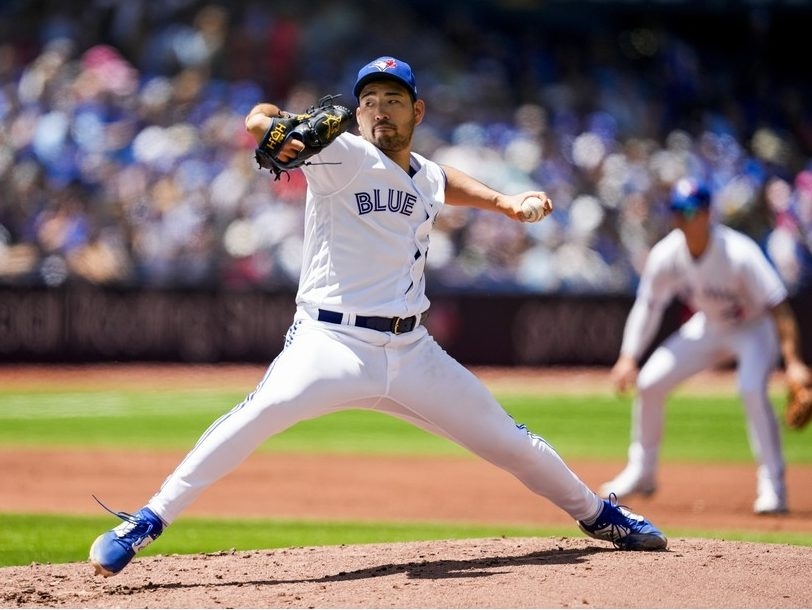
785 379 812 429
254 94 353 181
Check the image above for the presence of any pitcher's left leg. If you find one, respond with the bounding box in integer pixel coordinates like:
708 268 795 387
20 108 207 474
386 333 600 521
375 331 666 550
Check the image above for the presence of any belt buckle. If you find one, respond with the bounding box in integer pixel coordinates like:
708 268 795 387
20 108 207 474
391 317 404 334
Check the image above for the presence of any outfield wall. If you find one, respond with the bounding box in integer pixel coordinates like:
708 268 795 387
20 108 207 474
1 287 810 366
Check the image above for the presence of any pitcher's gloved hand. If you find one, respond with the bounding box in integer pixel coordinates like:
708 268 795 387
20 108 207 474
254 94 353 181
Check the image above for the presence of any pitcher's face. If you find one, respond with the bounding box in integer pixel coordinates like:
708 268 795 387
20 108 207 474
356 81 424 154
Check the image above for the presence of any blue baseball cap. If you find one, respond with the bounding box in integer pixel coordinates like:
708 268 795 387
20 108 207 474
669 177 711 215
353 56 417 100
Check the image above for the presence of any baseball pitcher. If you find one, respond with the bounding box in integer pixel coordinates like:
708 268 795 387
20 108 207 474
89 56 667 577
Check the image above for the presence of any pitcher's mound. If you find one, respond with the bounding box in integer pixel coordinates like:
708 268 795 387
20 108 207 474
2 537 811 608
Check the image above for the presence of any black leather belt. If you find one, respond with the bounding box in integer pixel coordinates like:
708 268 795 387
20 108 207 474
317 309 420 334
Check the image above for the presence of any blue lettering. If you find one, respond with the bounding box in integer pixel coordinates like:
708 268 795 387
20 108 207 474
388 190 401 212
373 189 386 211
356 193 372 214
353 189 417 216
401 193 416 215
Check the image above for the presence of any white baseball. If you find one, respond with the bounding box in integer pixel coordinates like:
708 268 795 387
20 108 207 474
521 196 546 223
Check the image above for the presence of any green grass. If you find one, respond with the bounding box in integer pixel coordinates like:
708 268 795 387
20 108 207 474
2 513 811 569
2 387 811 568
0 513 570 568
1 389 810 463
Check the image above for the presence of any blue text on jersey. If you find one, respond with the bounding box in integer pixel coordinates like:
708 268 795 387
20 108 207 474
355 189 416 216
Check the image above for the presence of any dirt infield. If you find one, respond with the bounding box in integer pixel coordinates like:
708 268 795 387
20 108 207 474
2 364 812 608
3 537 812 608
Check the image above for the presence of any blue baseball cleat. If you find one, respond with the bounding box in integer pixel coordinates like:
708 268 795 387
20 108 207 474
89 500 165 577
578 494 668 551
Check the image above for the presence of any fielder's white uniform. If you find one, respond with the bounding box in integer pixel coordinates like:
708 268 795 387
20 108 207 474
611 223 787 506
146 132 604 525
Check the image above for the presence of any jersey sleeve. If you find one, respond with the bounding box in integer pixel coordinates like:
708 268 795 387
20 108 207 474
619 238 679 361
738 237 789 310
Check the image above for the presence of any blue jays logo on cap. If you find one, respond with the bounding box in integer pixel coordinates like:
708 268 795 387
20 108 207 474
353 56 417 100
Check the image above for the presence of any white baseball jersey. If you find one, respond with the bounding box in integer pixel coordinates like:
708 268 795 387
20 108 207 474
296 132 444 319
621 224 788 361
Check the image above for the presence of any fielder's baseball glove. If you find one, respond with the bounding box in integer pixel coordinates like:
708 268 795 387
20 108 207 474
254 94 352 181
785 379 812 429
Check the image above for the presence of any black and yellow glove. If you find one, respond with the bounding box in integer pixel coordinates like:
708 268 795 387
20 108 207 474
254 94 353 181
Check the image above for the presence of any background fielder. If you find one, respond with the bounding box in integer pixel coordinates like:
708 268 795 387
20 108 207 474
601 177 812 514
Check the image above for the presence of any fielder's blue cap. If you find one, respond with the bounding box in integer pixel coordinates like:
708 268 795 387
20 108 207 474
669 177 712 215
353 56 417 100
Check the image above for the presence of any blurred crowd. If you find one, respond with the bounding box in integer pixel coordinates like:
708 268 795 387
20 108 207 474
1 0 811 294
